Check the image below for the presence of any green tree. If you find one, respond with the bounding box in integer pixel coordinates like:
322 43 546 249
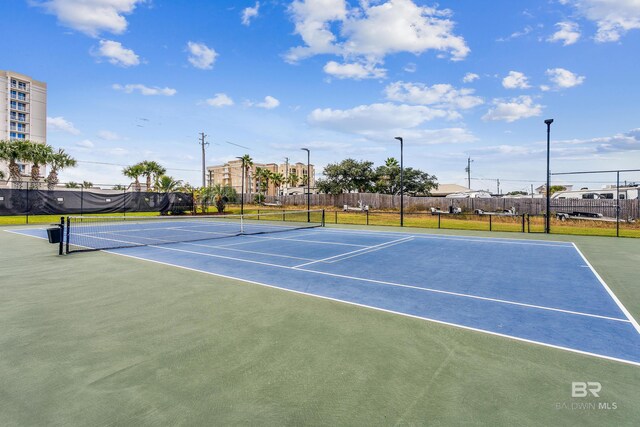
155 175 182 193
549 185 567 195
203 184 237 213
271 172 285 196
316 159 375 194
82 181 93 189
27 142 53 189
122 164 145 192
0 139 32 188
140 161 166 191
112 184 126 190
65 182 80 188
46 149 77 190
287 170 299 188
240 154 253 198
507 191 528 196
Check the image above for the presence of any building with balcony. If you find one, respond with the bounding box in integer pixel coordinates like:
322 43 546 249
207 159 315 197
1 71 47 183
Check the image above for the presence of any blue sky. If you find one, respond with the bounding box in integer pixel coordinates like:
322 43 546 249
3 0 639 191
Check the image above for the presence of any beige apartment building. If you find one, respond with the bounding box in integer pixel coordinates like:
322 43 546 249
0 71 47 182
207 159 315 196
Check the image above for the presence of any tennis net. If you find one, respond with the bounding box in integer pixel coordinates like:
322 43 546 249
64 209 325 253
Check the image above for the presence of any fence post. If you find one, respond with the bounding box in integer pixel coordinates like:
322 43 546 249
521 214 525 233
489 214 492 231
123 188 126 217
65 216 70 254
25 185 29 224
527 214 530 233
438 212 441 229
58 216 64 255
335 210 338 224
366 209 369 225
80 186 84 216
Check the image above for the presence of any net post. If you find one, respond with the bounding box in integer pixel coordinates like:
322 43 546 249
240 213 244 234
65 216 70 254
58 216 64 255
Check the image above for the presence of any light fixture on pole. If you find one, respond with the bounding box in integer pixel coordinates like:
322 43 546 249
301 148 310 222
394 137 404 227
236 156 245 215
544 119 554 234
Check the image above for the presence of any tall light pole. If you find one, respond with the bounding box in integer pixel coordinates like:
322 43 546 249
545 119 554 234
394 137 404 227
301 148 310 222
236 156 245 215
199 132 208 187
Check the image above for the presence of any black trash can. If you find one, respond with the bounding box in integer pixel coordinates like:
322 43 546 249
47 226 62 244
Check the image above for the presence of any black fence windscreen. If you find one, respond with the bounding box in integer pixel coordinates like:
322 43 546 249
0 189 193 216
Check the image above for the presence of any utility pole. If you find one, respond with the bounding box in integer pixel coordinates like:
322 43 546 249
465 157 473 189
531 184 534 199
199 132 209 188
497 179 500 195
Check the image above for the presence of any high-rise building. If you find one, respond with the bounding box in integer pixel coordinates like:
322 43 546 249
207 159 315 196
0 70 47 181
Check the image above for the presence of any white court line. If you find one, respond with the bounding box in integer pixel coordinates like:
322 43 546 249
572 242 640 335
102 249 640 367
182 242 316 262
317 226 575 247
293 236 414 268
141 244 629 323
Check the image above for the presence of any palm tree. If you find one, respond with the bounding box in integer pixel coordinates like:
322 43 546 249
140 161 166 191
82 181 93 189
0 139 32 188
46 149 77 190
28 142 54 189
65 182 80 188
123 164 144 192
207 184 237 213
287 171 299 189
240 154 253 199
300 174 309 186
155 175 182 193
271 172 285 196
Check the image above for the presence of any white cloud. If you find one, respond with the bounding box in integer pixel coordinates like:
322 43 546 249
482 96 543 122
496 25 533 42
309 103 456 134
242 2 260 26
384 82 483 111
462 72 479 83
47 116 80 134
112 84 177 96
255 96 280 109
404 63 417 73
75 139 94 148
547 21 581 45
502 71 531 89
97 130 121 140
563 0 640 42
206 93 234 107
93 40 140 67
286 0 469 78
33 0 145 37
186 41 217 69
323 61 386 79
545 68 585 89
108 147 129 156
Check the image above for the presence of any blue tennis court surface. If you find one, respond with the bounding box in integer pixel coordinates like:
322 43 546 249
9 225 640 366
